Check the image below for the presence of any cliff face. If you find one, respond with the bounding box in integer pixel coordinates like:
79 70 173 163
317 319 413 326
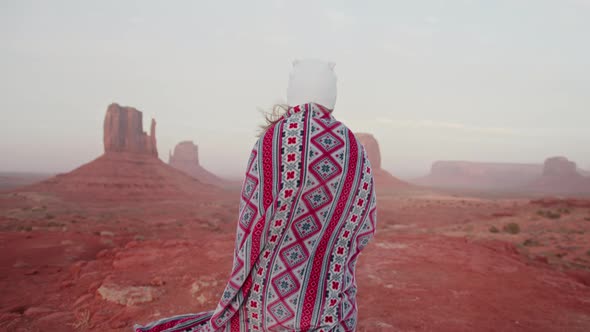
103 103 158 157
355 133 408 189
355 133 382 169
168 141 224 187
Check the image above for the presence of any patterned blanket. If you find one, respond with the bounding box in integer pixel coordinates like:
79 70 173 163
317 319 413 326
134 103 377 332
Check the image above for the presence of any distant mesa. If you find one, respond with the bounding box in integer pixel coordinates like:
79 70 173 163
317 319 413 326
168 141 224 187
25 103 217 201
526 156 590 195
413 161 542 191
414 156 590 195
542 156 577 177
104 103 158 157
355 133 408 189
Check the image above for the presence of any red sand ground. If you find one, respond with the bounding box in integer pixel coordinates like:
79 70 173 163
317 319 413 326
1 189 590 331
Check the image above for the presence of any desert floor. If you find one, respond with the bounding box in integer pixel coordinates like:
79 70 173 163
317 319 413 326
1 188 589 331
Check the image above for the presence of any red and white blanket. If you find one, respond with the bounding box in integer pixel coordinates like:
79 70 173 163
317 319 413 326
135 103 377 332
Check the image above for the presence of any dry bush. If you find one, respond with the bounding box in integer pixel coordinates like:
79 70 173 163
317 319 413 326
489 226 499 233
523 238 541 247
503 222 520 234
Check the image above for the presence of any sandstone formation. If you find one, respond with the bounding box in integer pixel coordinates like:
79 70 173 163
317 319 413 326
413 161 543 191
526 156 590 194
27 104 217 200
168 141 224 187
356 133 382 169
542 156 578 177
355 133 408 189
103 103 158 157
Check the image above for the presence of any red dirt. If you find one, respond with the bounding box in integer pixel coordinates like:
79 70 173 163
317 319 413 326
1 190 589 331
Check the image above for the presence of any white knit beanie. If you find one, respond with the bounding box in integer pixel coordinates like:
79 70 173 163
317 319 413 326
287 59 337 110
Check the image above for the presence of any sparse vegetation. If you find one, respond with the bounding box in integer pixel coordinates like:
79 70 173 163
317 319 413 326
68 309 90 330
587 250 590 256
585 217 590 221
489 226 499 233
523 239 540 247
503 222 520 234
537 210 561 219
17 225 32 232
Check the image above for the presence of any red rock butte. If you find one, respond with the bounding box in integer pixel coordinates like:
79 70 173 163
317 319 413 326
355 133 408 189
527 156 590 194
104 103 158 157
25 103 217 201
168 141 224 187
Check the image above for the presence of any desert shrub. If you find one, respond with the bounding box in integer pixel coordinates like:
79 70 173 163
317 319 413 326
523 238 540 247
587 250 590 256
489 226 499 233
17 225 32 232
503 222 520 234
584 217 590 221
546 211 561 219
537 210 545 216
45 214 55 219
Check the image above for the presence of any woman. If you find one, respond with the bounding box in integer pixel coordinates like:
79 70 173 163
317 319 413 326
135 59 377 332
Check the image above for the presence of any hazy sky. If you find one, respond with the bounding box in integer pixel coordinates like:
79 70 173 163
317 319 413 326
1 0 589 179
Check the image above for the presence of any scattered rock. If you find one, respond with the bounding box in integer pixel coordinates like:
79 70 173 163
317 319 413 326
99 231 114 237
150 276 166 287
37 311 74 323
73 294 94 307
13 260 31 268
98 281 163 306
24 307 54 317
24 269 39 276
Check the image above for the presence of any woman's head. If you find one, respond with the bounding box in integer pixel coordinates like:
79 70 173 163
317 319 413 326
287 59 337 110
259 59 338 135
